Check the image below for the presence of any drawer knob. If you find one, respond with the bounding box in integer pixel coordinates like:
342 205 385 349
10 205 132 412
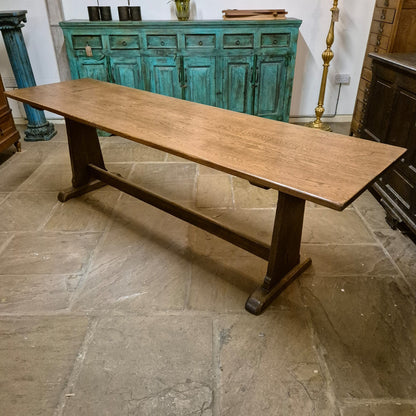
384 0 389 6
381 10 386 19
374 47 379 52
235 40 240 46
161 41 165 46
273 39 278 45
199 40 203 46
122 41 127 46
401 158 406 163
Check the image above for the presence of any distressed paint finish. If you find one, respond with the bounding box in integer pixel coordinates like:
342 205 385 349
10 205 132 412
0 10 56 141
59 19 302 122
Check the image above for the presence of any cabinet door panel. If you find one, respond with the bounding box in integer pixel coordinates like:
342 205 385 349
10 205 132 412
389 88 416 183
363 78 395 142
77 59 108 81
143 56 181 99
183 56 216 106
222 56 253 114
254 56 286 120
110 57 142 89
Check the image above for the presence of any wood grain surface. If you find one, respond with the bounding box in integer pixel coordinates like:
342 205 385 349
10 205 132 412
6 79 406 210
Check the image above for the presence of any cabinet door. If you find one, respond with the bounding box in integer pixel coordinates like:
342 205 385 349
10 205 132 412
77 57 109 82
388 87 416 183
110 57 143 89
143 56 182 99
183 56 217 106
363 77 395 142
222 56 254 114
254 55 287 121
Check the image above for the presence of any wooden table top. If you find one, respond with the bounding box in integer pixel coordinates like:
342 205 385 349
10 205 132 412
6 78 406 210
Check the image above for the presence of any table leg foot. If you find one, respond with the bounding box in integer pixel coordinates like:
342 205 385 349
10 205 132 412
58 180 107 202
245 257 312 315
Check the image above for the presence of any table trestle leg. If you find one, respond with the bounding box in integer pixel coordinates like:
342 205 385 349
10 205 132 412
58 118 107 202
245 192 312 315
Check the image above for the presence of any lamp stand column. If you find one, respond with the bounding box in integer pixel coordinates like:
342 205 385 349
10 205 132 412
305 0 340 132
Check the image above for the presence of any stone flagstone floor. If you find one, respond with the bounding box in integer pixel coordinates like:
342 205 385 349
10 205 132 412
0 122 415 416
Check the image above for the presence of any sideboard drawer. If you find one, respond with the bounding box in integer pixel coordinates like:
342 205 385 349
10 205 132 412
185 34 216 49
109 35 140 49
223 34 254 49
261 33 290 48
146 35 177 49
72 35 102 49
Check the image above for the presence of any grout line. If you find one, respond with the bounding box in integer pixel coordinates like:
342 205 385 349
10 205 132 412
53 317 99 416
211 317 221 416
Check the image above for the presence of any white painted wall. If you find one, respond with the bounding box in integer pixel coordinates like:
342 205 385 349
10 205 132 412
1 0 376 120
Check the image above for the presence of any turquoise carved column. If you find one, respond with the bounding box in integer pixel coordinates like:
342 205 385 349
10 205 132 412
0 10 56 141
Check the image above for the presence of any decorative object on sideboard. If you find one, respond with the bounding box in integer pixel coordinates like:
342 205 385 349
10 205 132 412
305 0 340 132
88 1 112 21
222 9 287 20
118 1 141 21
170 0 190 21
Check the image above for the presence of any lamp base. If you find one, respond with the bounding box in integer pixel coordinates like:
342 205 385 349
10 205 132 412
304 119 332 132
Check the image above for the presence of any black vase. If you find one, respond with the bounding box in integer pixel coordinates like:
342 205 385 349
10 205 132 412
87 6 100 21
118 6 130 21
130 6 141 21
100 6 112 21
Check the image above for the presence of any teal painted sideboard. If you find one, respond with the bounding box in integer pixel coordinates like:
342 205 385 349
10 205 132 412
60 19 301 121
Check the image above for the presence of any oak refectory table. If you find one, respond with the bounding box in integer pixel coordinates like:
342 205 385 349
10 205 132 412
5 79 406 315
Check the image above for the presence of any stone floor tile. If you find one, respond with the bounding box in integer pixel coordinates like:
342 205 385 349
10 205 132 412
0 274 79 313
188 254 303 313
303 208 375 244
0 162 40 192
0 192 8 204
73 244 190 312
101 141 166 163
72 199 190 312
44 188 120 232
0 232 100 275
17 163 73 191
374 229 416 283
300 275 416 399
188 208 275 258
302 244 398 276
61 316 213 416
353 190 389 230
128 162 197 202
216 312 338 416
9 141 63 165
0 316 90 416
232 177 278 208
0 192 58 231
196 174 233 208
188 255 266 312
341 403 416 416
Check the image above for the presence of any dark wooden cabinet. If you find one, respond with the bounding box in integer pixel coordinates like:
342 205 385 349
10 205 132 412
351 0 416 137
0 74 20 153
361 52 416 234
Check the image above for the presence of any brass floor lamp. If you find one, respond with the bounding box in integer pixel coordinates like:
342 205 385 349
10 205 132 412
306 0 340 131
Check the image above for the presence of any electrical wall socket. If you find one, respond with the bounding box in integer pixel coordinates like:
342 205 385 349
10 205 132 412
335 74 351 85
